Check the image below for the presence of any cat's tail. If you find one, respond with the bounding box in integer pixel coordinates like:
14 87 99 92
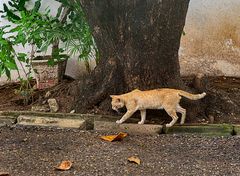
178 91 206 100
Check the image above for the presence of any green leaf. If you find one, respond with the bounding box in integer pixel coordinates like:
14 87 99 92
47 59 54 66
8 1 15 8
3 4 9 12
18 53 27 57
0 66 3 77
9 26 21 33
33 0 41 12
18 0 29 11
56 5 63 19
5 61 17 69
3 4 21 21
0 40 8 45
5 68 11 79
17 53 27 62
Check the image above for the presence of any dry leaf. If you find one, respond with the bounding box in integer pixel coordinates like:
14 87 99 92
0 172 10 176
100 132 128 142
55 160 73 171
128 156 141 165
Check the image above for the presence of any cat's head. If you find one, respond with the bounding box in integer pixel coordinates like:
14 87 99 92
110 95 124 112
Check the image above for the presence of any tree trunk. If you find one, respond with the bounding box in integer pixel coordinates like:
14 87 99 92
75 0 190 113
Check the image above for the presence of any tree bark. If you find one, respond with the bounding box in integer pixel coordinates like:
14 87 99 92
75 0 190 113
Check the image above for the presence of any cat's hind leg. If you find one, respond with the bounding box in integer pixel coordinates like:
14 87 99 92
164 109 179 127
176 105 186 125
138 110 146 124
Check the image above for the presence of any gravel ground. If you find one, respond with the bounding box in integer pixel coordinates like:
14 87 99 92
0 126 240 176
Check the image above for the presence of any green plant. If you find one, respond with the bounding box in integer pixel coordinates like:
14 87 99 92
14 77 34 105
45 0 99 72
0 0 54 102
0 0 98 90
0 25 33 104
2 0 59 59
2 0 98 68
0 26 18 78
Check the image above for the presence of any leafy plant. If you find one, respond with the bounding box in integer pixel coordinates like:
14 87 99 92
2 0 59 60
14 77 34 105
0 0 98 91
0 25 33 104
46 0 99 72
0 26 18 78
0 0 54 103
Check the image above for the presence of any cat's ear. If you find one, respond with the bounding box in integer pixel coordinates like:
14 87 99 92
110 95 121 101
110 95 119 98
110 95 116 99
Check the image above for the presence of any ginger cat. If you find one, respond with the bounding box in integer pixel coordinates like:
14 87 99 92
110 88 206 127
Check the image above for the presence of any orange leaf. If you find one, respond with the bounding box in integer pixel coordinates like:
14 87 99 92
100 132 128 142
128 156 141 165
55 160 73 171
0 172 10 176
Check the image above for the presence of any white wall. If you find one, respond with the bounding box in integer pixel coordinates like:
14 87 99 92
180 0 240 77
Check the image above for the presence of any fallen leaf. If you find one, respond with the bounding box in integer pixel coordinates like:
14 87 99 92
100 132 128 142
0 172 10 176
55 160 73 171
128 156 141 165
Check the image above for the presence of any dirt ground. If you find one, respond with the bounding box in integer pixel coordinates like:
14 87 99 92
0 125 240 176
1 77 240 175
0 79 75 113
0 76 240 124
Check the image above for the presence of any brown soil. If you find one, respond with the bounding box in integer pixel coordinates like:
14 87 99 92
1 77 240 176
179 76 240 124
0 79 75 113
0 76 240 124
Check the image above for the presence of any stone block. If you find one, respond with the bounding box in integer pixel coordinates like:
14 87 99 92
94 121 163 135
163 124 233 136
0 116 16 126
233 125 240 135
17 115 86 129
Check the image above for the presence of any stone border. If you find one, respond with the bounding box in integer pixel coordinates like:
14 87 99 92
17 115 87 129
233 125 240 135
0 111 240 136
162 124 234 136
0 115 17 126
0 111 136 129
0 111 97 130
94 121 162 135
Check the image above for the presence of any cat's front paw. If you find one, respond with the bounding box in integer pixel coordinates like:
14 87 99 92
116 120 122 124
138 121 144 125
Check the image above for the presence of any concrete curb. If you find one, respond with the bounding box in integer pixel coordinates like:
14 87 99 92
233 125 240 135
0 115 16 126
94 121 163 135
0 111 135 129
17 115 86 129
163 124 234 136
0 111 239 136
0 111 101 130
